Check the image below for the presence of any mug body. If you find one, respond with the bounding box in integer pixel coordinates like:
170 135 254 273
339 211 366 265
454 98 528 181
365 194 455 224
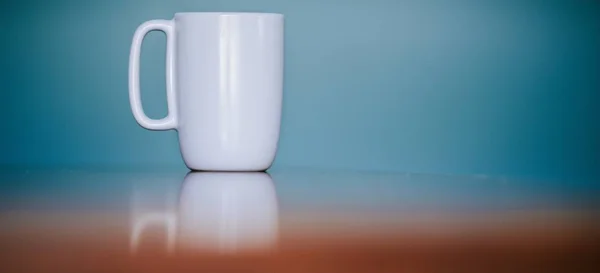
174 13 283 171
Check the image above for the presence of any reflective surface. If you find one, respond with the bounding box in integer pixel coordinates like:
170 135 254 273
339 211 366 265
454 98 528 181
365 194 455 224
0 169 598 272
130 172 278 254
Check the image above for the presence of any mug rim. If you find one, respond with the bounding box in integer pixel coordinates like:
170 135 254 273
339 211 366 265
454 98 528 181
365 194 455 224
175 12 283 17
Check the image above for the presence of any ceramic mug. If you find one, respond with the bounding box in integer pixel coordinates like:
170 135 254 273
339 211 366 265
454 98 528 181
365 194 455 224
128 12 284 171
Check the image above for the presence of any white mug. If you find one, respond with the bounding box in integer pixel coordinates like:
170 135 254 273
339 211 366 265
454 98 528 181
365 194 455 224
128 12 284 171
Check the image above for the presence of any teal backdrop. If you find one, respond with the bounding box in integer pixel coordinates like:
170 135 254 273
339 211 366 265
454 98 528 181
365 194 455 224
1 0 599 180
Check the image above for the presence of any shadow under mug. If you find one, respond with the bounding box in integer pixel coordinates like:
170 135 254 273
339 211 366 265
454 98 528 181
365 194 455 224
128 12 284 171
130 172 279 254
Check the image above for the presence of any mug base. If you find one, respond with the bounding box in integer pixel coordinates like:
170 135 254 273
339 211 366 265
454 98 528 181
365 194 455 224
180 151 276 173
184 162 272 172
187 167 269 173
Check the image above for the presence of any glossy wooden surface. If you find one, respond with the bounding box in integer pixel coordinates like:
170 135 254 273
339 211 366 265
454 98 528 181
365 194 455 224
0 169 598 272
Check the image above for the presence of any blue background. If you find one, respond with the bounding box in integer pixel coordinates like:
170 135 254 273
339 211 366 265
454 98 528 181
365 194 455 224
1 0 599 180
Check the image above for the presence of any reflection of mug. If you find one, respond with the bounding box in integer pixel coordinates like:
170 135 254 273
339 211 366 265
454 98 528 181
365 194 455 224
129 12 284 171
130 172 278 254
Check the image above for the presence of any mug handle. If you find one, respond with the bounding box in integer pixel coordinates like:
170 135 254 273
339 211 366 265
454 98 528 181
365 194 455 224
128 20 178 130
